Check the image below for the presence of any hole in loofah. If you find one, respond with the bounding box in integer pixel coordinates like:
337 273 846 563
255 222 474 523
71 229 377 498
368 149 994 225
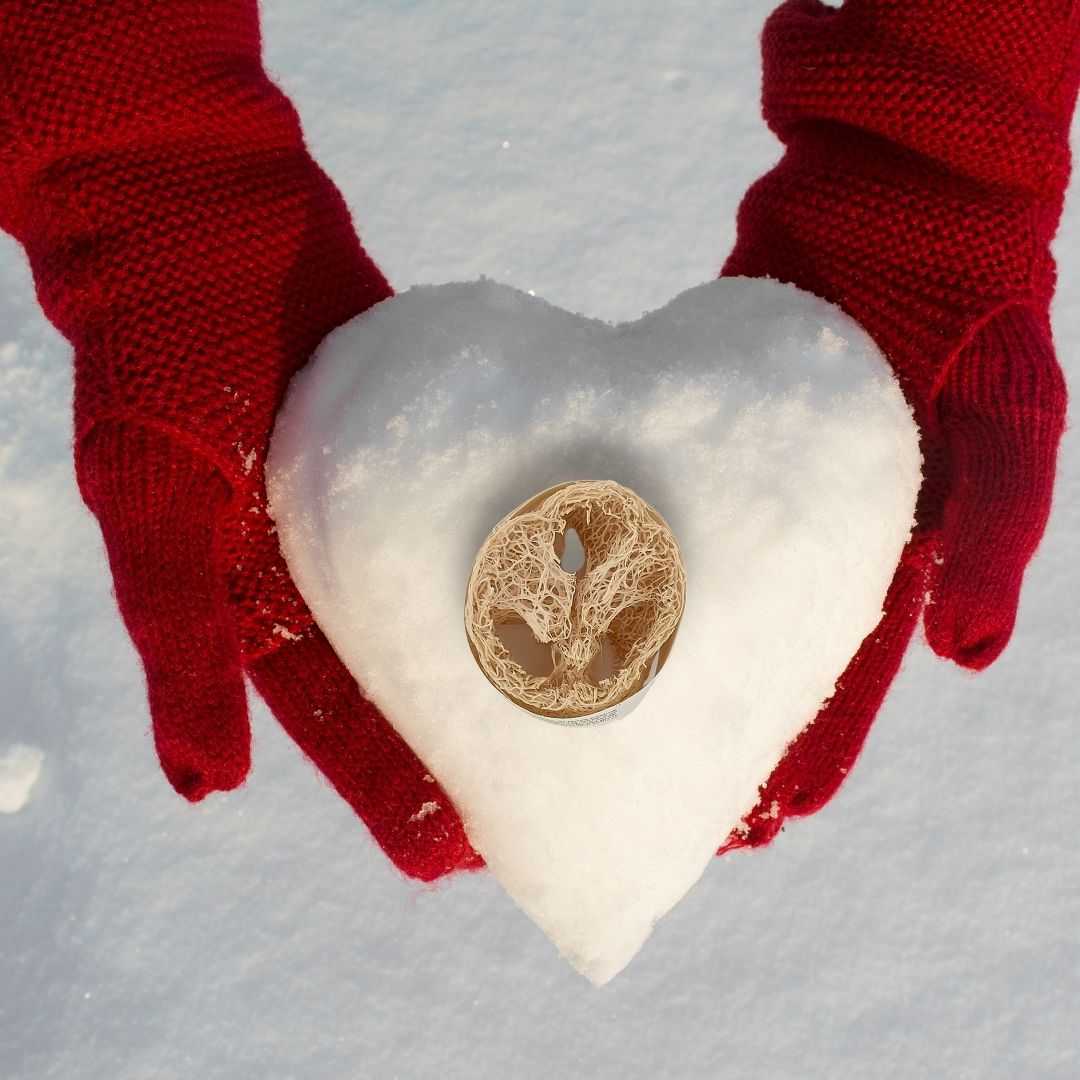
586 635 622 686
495 619 556 678
558 526 587 575
465 479 686 719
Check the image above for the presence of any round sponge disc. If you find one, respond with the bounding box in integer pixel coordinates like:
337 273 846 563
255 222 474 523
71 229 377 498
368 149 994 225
464 479 686 721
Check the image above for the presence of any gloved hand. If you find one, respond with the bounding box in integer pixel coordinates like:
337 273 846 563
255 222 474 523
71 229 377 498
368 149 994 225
7 0 1075 879
719 0 1080 849
0 0 482 880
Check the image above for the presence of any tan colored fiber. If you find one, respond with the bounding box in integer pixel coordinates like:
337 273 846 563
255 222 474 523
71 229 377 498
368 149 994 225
465 480 686 718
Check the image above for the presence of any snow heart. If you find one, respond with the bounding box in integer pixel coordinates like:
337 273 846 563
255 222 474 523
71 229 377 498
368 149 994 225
266 278 921 984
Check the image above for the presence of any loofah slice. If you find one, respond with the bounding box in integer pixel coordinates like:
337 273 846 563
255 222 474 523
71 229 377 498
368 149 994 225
465 480 686 720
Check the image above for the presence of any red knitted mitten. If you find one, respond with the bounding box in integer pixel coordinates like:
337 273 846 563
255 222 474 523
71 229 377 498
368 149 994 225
0 0 481 880
719 0 1080 850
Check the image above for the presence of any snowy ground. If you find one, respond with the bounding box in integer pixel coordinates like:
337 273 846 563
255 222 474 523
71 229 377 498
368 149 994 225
2 2 1078 1077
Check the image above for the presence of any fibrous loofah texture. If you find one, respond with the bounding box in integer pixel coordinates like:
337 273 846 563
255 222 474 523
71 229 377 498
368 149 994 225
465 480 686 718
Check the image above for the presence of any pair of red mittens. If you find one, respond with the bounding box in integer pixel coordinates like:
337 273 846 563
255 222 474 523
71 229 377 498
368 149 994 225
1 0 1075 875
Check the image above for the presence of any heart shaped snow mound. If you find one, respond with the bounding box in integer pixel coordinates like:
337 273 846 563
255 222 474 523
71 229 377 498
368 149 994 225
266 278 921 984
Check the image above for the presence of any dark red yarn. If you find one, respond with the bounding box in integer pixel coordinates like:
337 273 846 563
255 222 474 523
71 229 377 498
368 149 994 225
0 0 480 881
719 0 1079 851
1 2 1075 875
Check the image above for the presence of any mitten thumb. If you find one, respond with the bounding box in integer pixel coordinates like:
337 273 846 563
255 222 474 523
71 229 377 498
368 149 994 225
78 422 251 798
924 304 1067 669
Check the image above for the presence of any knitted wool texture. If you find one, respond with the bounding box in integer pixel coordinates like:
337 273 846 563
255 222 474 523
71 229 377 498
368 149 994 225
719 0 1079 849
1 0 1076 871
0 0 481 881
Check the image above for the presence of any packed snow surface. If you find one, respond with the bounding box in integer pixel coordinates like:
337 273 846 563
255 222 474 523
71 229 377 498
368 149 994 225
267 277 921 982
0 744 44 813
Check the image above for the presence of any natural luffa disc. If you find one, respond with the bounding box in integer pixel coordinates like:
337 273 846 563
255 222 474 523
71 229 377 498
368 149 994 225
465 479 686 723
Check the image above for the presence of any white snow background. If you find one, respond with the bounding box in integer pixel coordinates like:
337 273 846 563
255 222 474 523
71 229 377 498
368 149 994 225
1 1 1077 1076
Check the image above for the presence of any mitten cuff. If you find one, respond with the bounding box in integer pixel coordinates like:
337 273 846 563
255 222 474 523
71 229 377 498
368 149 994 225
760 0 1080 197
724 0 1080 405
0 1 287 231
